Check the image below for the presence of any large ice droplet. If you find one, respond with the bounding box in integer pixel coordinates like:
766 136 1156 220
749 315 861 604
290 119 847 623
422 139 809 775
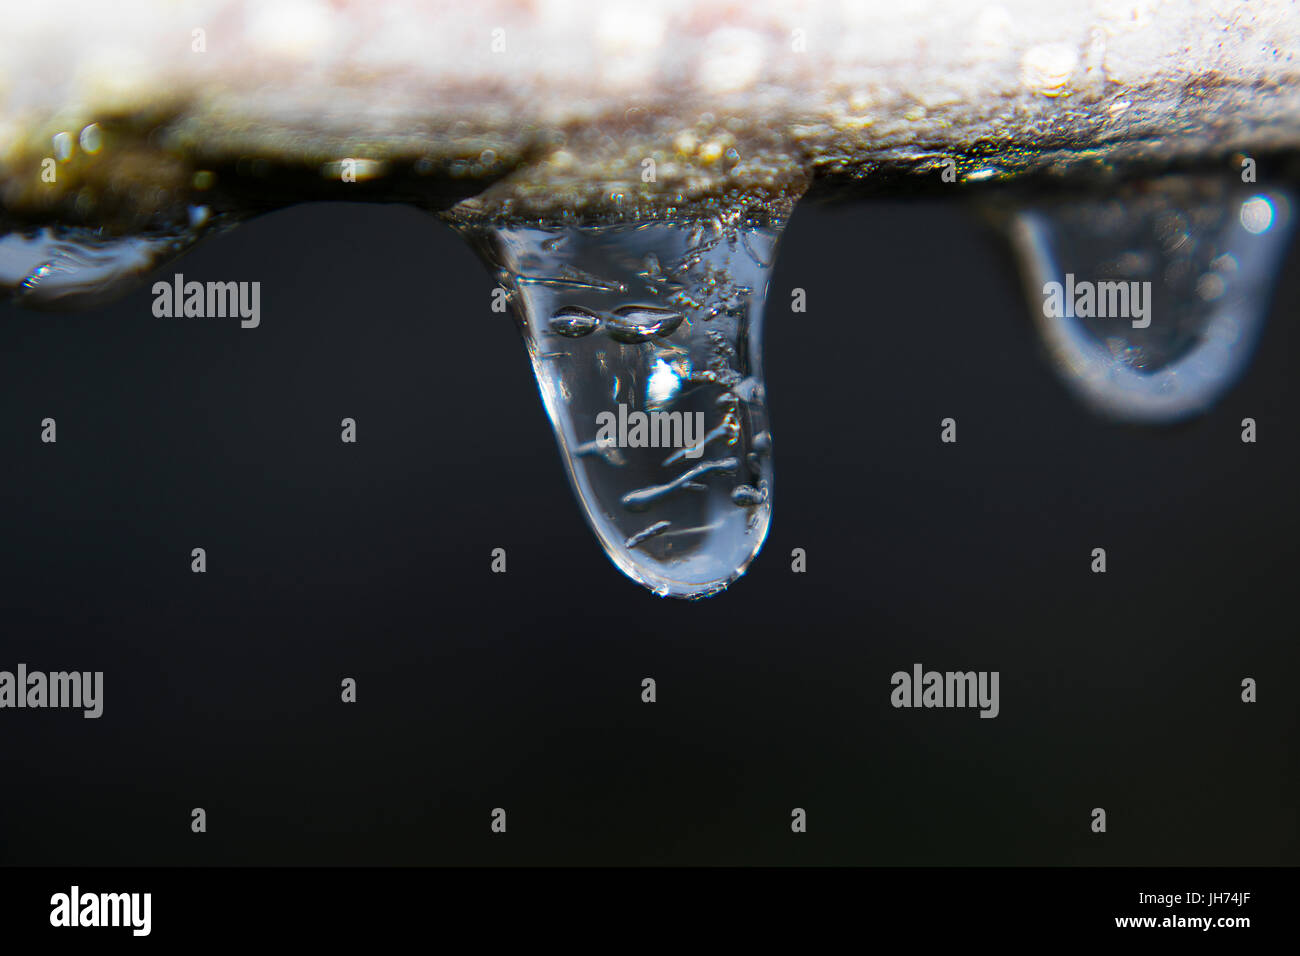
1010 179 1294 422
467 215 782 598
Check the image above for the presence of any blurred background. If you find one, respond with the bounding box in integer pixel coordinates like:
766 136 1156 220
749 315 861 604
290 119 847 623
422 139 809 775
0 197 1296 865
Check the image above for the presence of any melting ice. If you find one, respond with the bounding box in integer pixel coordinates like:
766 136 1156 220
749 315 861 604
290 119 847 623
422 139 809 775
0 223 208 309
466 214 783 599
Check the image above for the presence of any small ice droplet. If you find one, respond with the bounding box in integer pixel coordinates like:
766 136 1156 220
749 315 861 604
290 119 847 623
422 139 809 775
464 212 784 598
1008 179 1294 423
0 227 198 309
549 305 602 337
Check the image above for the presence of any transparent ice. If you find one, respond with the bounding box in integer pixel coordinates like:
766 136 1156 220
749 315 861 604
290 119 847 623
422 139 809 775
1012 180 1294 423
0 220 210 309
467 215 783 598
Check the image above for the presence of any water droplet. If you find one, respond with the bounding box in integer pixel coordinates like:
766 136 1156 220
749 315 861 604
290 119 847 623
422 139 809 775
78 123 103 155
51 131 74 163
548 305 601 338
1239 196 1275 235
1007 179 1294 423
463 212 784 598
